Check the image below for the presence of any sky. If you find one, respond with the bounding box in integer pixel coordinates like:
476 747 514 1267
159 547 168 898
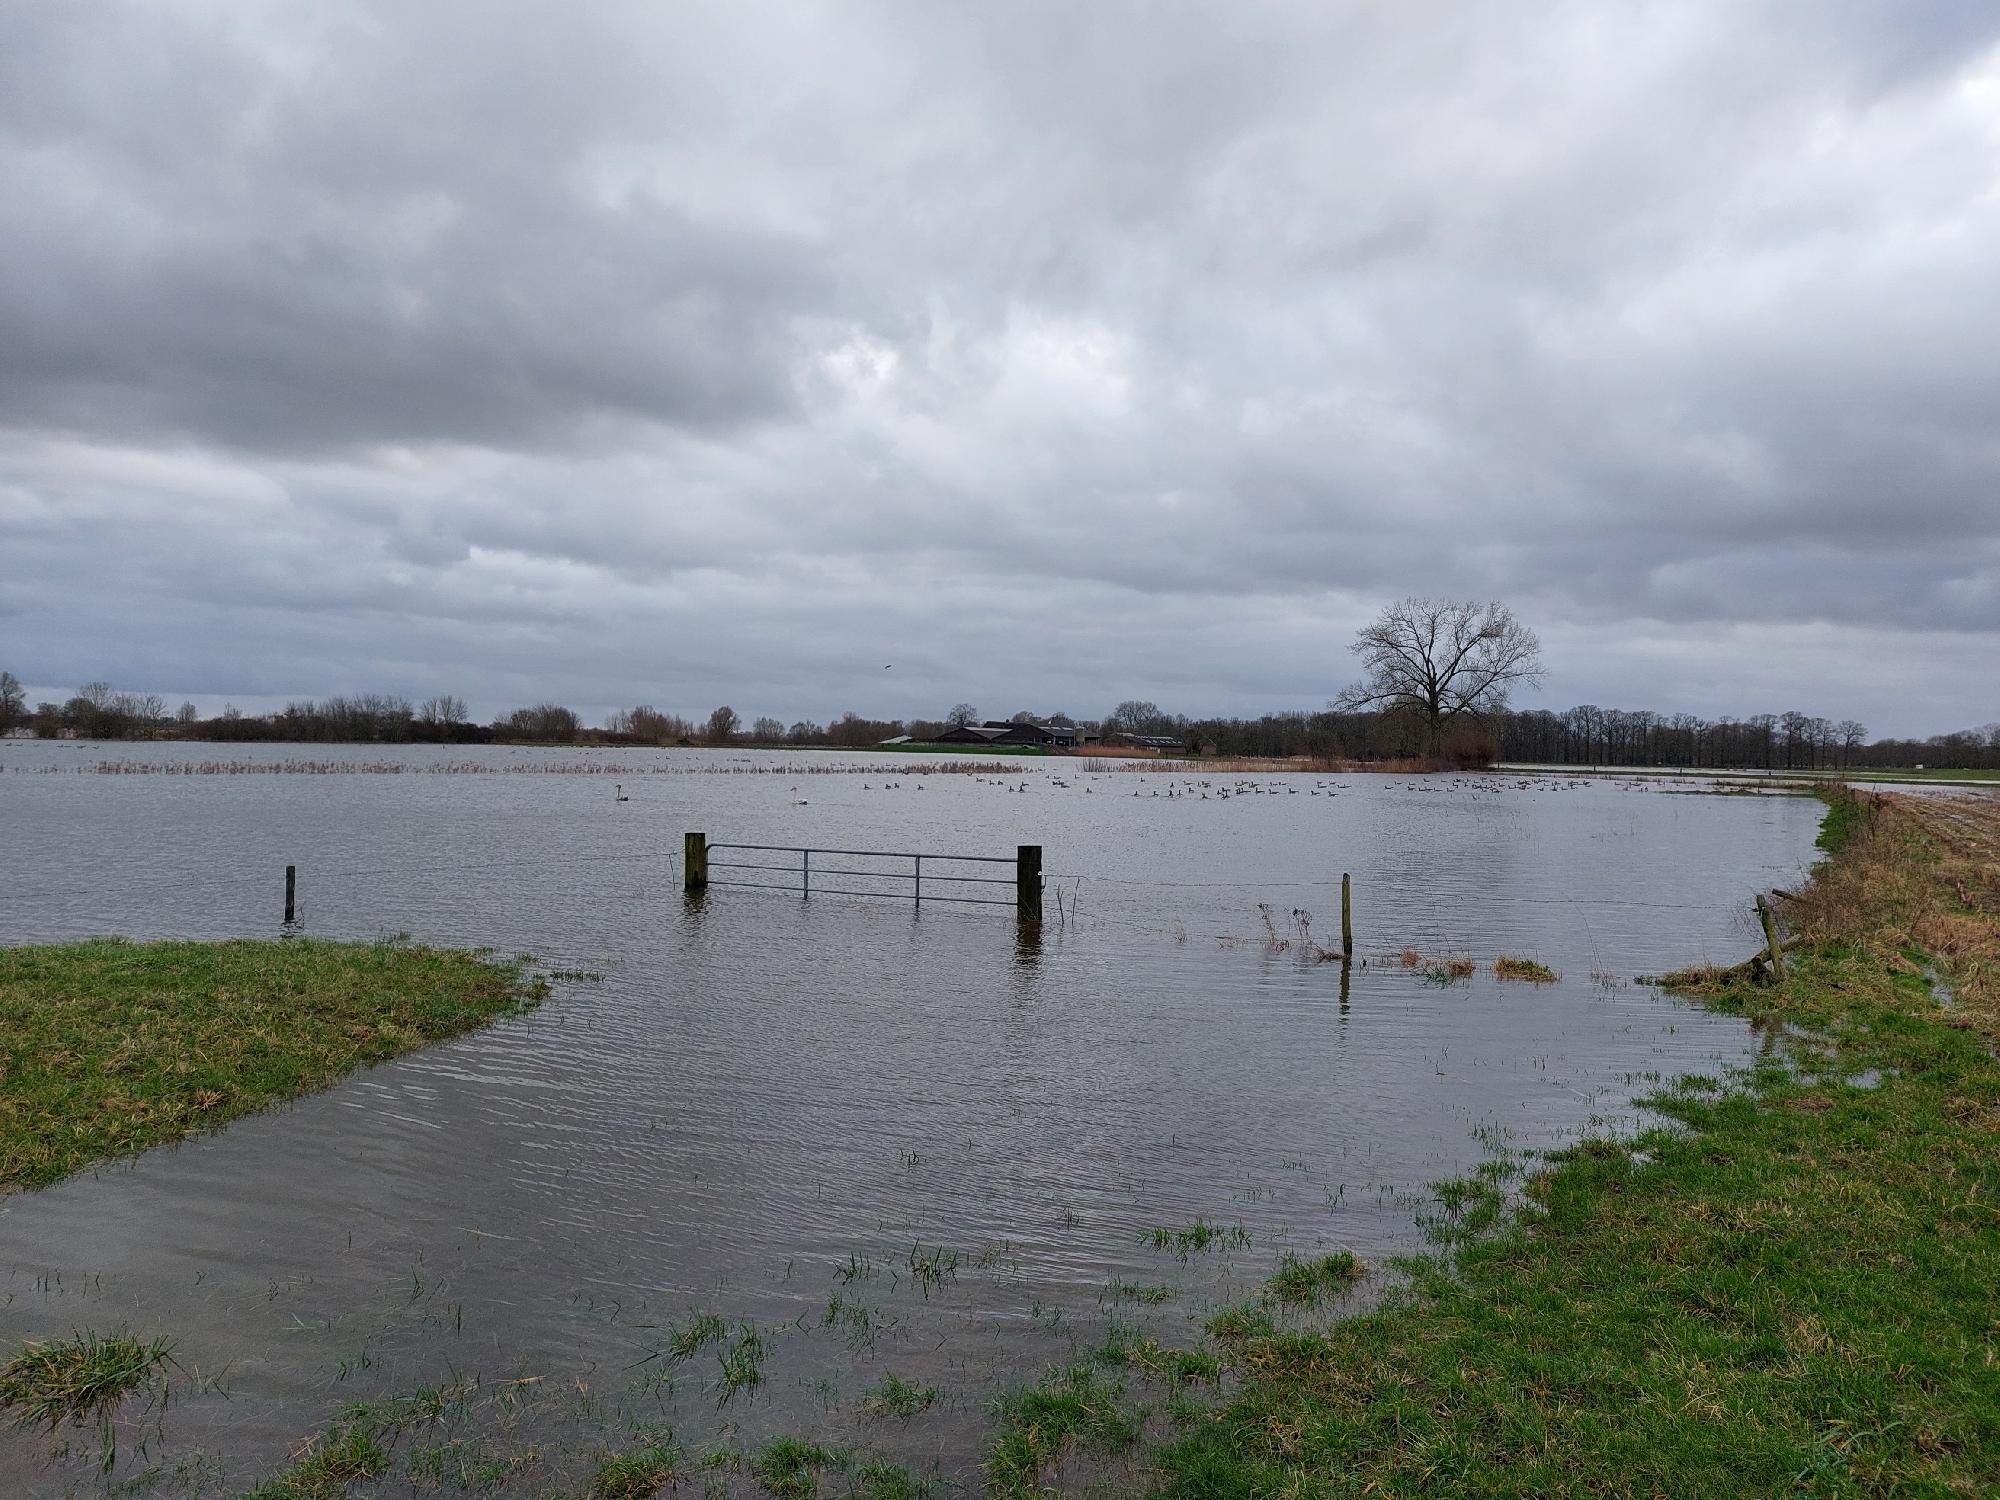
4 2 1999 737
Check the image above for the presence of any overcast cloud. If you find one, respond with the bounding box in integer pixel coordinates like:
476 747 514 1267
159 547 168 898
4 1 1998 734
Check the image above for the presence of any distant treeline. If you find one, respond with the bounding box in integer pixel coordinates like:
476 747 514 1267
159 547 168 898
2 676 1995 770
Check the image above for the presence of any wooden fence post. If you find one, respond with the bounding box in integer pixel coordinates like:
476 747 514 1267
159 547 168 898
685 832 708 892
284 864 296 926
1756 893 1785 979
1017 845 1043 928
1341 872 1353 961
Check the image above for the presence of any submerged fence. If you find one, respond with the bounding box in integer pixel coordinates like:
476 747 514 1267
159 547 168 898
684 832 1044 925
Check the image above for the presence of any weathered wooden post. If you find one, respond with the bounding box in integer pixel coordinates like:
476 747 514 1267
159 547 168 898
1755 893 1785 979
1017 844 1043 929
1341 872 1353 962
684 832 708 892
284 864 296 926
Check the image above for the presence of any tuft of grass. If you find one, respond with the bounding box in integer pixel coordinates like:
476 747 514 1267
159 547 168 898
665 1310 727 1361
0 1329 174 1473
1418 959 1475 985
1493 955 1559 983
861 1373 937 1421
1264 1250 1365 1305
751 1437 836 1499
715 1326 767 1404
1139 1219 1251 1261
0 938 544 1191
1107 1279 1177 1304
905 1241 959 1298
592 1434 681 1499
245 1424 388 1500
987 1363 1141 1499
848 1460 928 1500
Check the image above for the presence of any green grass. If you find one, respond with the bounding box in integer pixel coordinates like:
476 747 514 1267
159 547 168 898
1107 1279 1177 1304
0 1329 174 1472
593 1434 681 1498
665 1309 728 1361
1815 782 1869 856
0 937 544 1191
861 1372 937 1420
244 1424 388 1499
752 1437 837 1499
1139 1219 1251 1261
988 1362 1142 1498
716 1325 768 1403
1141 956 2000 1494
1264 1249 1365 1305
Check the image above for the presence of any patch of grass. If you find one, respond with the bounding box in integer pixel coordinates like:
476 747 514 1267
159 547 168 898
1107 1279 1177 1304
987 1363 1141 1499
593 1434 680 1499
821 1291 883 1351
1145 793 2000 1495
751 1437 836 1499
1264 1250 1365 1305
861 1373 937 1420
245 1424 388 1500
1419 958 1476 985
1139 1219 1250 1261
665 1309 727 1361
848 1460 927 1500
1493 954 1559 983
905 1241 959 1298
1814 783 1869 856
715 1326 767 1404
0 1329 174 1472
0 938 544 1191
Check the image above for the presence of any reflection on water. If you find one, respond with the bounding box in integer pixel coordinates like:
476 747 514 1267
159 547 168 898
0 744 1820 1494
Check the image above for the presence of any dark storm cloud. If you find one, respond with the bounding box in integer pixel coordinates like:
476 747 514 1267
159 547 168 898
3 1 1999 734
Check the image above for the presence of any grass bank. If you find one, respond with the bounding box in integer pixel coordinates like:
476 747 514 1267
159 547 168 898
0 937 544 1192
993 788 2000 1495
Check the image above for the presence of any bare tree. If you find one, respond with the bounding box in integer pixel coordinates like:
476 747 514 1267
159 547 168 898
705 705 740 744
0 671 23 732
1336 598 1544 754
946 702 978 727
418 694 467 728
750 715 785 741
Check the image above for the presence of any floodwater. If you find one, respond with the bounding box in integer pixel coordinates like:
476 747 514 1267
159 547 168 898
0 743 1822 1496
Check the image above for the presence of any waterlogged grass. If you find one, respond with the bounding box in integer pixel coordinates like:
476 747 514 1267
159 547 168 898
665 1310 728 1362
1493 954 1559 983
0 937 544 1190
752 1437 838 1499
1107 1279 1177 1305
1139 1219 1250 1261
861 1373 937 1420
1264 1249 1365 1305
716 1326 768 1404
988 1363 1141 1498
0 1329 174 1473
245 1424 389 1499
592 1434 681 1499
1138 792 2000 1496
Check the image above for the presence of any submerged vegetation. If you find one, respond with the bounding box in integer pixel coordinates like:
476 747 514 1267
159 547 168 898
0 938 544 1191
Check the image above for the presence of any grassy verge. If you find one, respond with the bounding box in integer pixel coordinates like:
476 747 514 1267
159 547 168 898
0 937 544 1191
1113 789 2000 1495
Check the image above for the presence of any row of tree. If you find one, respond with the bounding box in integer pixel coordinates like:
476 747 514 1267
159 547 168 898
6 673 1996 769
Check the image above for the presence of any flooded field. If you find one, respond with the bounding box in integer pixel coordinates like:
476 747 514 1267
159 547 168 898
0 744 1823 1495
